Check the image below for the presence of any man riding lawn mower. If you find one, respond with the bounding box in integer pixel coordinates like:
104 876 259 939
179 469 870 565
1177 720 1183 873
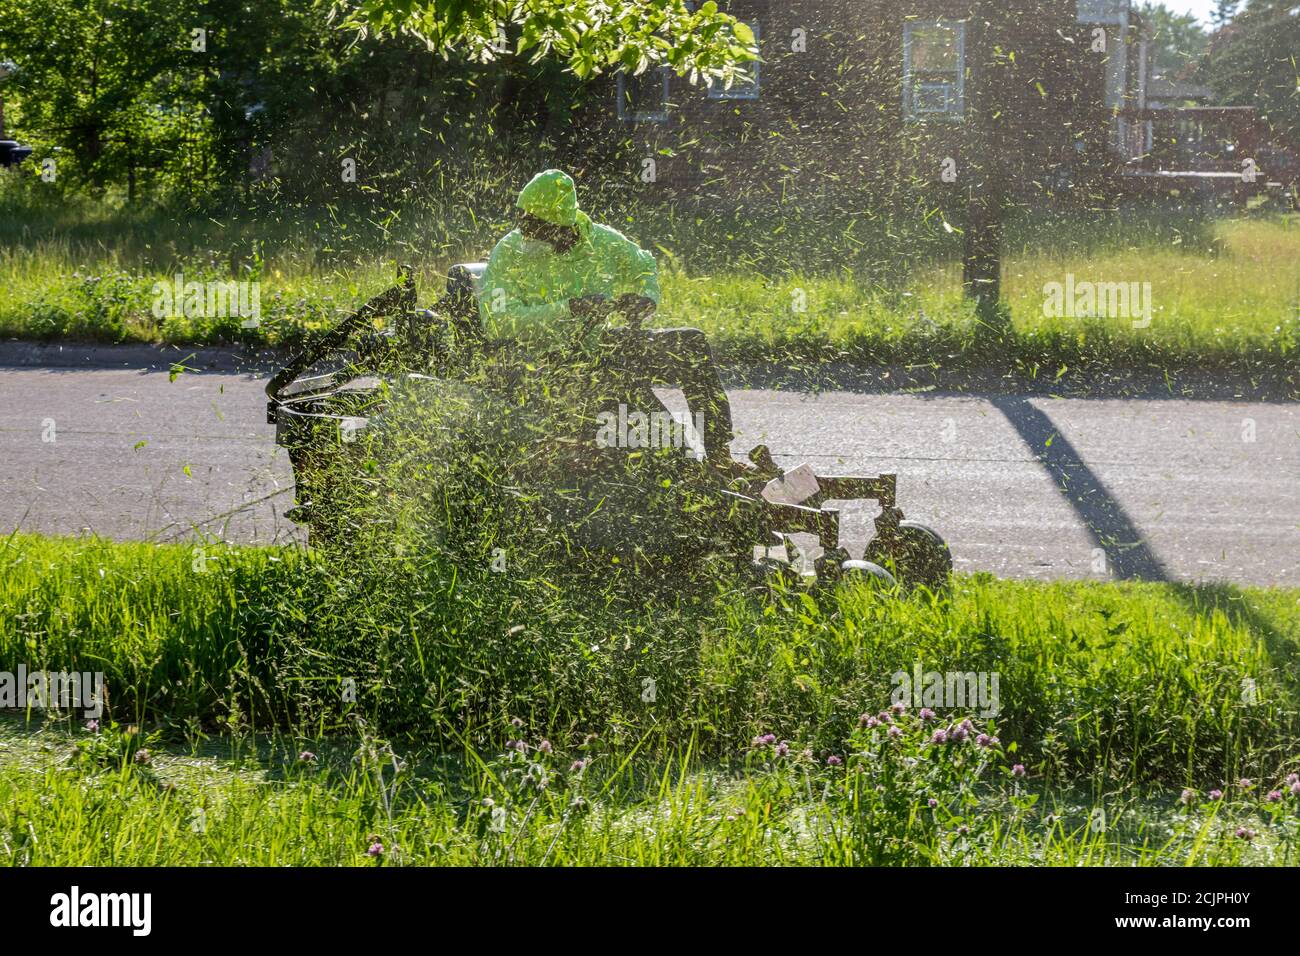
267 170 952 592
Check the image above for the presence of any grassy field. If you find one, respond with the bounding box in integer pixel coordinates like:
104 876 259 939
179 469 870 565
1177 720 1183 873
1 192 1296 379
1 533 1297 865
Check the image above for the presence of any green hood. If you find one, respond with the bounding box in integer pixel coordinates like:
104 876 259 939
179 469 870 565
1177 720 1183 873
516 169 592 235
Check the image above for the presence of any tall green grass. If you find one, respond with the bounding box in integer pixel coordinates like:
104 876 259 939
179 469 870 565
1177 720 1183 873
2 533 1296 787
2 529 1297 866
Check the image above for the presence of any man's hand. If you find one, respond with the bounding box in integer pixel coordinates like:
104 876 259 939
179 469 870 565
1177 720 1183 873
568 294 610 318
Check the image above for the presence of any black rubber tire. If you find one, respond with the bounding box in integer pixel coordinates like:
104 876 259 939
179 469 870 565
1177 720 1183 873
864 521 952 591
838 560 897 588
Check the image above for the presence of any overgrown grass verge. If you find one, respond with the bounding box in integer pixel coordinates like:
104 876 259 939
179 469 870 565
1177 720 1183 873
3 532 1298 865
2 533 1296 788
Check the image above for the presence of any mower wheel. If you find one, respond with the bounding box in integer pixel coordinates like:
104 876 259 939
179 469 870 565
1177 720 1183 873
838 560 897 588
864 521 952 591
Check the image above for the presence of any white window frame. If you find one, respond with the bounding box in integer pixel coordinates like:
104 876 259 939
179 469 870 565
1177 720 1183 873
617 67 671 123
708 21 761 101
902 20 967 122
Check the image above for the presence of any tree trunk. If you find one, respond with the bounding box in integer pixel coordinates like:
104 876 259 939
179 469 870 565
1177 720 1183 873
962 180 1003 320
961 8 1009 336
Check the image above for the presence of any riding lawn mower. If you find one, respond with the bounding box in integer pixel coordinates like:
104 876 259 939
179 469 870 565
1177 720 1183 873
266 264 953 592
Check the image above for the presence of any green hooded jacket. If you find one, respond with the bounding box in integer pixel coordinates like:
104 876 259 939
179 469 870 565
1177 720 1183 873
480 170 660 345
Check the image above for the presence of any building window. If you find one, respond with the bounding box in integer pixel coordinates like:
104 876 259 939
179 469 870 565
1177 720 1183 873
617 67 671 123
903 20 966 122
708 21 761 100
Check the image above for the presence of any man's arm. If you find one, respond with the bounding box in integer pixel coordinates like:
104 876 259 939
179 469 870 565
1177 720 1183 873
590 226 660 306
624 244 660 304
479 238 573 338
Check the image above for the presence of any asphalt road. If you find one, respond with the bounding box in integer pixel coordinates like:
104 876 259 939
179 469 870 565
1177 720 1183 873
1 355 1296 585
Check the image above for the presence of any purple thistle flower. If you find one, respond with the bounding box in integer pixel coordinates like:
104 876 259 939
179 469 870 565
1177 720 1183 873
919 707 936 721
887 725 903 739
134 749 151 766
537 740 553 754
512 740 527 753
570 759 586 773
931 729 948 744
890 702 907 715
1291 781 1300 797
1011 764 1026 778
761 733 776 745
857 713 871 726
1179 788 1196 805
927 797 939 808
1267 790 1282 803
827 755 843 766
865 716 880 729
1238 777 1253 790
298 750 316 763
1286 773 1299 786
957 825 970 836
85 719 99 733
976 733 993 748
1234 827 1255 842
1208 789 1223 800
775 741 790 757
367 842 384 857
950 724 969 742
510 717 523 728
877 711 893 725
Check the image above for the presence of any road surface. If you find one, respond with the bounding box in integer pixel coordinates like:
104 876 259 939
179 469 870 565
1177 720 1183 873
1 355 1296 585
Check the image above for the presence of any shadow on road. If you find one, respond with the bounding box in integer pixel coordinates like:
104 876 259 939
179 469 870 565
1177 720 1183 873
728 361 1300 403
989 397 1299 695
991 395 1170 582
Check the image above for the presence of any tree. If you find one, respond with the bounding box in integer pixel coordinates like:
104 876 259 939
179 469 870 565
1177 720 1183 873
1210 1 1239 27
0 0 201 195
1202 0 1300 147
1138 3 1209 79
338 0 759 83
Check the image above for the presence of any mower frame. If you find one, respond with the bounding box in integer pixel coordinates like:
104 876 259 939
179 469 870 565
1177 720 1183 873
266 266 952 589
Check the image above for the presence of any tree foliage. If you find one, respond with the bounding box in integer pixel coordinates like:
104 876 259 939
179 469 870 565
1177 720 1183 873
1202 0 1300 147
0 0 202 193
0 0 757 201
1138 2 1209 80
337 0 758 82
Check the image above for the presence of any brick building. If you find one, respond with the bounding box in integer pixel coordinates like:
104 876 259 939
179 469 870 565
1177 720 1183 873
592 0 1153 207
